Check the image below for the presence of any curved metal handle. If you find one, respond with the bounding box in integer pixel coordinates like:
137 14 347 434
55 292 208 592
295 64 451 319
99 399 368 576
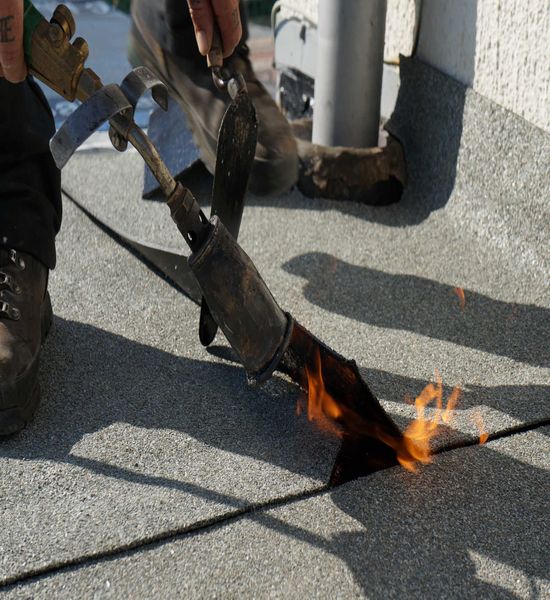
109 66 169 151
50 83 132 168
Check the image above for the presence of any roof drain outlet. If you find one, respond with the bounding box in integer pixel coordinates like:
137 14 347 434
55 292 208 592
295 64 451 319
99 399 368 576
312 0 387 149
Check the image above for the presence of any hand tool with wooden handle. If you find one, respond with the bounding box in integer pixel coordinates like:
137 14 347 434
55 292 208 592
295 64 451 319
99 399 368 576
199 23 258 347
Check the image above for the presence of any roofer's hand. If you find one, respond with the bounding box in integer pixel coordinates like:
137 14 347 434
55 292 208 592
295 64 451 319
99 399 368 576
187 0 242 58
0 0 26 82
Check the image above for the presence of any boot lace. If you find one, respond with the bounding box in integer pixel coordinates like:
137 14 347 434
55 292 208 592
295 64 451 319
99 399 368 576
0 249 24 321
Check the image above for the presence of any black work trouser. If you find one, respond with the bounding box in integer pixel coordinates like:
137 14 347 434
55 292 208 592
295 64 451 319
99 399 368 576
0 78 61 269
0 1 248 270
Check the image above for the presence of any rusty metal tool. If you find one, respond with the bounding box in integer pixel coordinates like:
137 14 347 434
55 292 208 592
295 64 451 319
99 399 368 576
198 27 258 346
23 0 204 293
24 1 414 484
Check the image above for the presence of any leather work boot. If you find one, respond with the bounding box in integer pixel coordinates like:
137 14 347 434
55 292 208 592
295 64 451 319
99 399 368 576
0 249 52 436
129 1 299 196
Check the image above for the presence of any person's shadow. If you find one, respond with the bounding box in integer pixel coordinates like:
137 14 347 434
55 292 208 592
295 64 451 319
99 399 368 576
2 318 547 597
315 441 549 598
228 432 549 598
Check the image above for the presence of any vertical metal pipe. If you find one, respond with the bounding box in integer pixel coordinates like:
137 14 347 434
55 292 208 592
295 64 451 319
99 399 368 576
312 0 387 148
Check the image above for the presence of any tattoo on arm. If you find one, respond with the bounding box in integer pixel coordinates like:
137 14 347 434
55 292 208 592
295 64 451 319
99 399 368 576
0 16 15 43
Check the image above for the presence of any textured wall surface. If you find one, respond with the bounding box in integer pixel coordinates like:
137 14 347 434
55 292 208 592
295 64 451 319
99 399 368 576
384 0 418 61
277 0 417 61
278 0 550 132
417 0 550 132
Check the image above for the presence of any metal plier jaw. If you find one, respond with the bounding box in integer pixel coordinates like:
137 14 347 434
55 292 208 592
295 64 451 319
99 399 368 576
211 67 247 100
24 2 97 101
25 3 169 171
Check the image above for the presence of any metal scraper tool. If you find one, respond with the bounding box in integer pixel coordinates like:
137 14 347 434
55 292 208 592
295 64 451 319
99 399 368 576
198 28 259 346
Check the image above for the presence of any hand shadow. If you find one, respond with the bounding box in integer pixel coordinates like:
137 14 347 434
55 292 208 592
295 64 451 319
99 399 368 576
284 252 550 369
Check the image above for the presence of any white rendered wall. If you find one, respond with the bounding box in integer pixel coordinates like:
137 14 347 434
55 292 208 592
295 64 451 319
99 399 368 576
277 0 417 61
416 0 549 132
277 0 550 132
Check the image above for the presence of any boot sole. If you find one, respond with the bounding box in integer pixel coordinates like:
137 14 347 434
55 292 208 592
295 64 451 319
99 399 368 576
127 25 299 197
0 293 53 436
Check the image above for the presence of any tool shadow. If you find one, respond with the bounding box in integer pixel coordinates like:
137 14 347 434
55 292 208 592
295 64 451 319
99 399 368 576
283 252 550 369
2 316 546 487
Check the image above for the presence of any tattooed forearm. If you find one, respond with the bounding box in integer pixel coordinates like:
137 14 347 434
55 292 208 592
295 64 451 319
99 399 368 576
0 15 15 43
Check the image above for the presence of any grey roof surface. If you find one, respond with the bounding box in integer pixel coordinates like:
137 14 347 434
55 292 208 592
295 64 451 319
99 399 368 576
1 54 548 596
0 195 340 584
3 429 549 599
60 131 550 452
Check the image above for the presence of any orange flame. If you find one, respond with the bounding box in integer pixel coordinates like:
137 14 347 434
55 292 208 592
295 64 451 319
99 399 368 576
301 351 461 472
396 375 461 472
442 385 461 424
454 287 466 310
472 410 489 444
303 350 343 437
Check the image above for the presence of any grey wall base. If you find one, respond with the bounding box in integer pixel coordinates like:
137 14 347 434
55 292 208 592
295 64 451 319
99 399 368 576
386 56 550 281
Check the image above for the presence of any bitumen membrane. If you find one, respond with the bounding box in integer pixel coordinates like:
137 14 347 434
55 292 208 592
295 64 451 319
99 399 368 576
0 197 340 585
0 6 548 597
3 428 548 599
